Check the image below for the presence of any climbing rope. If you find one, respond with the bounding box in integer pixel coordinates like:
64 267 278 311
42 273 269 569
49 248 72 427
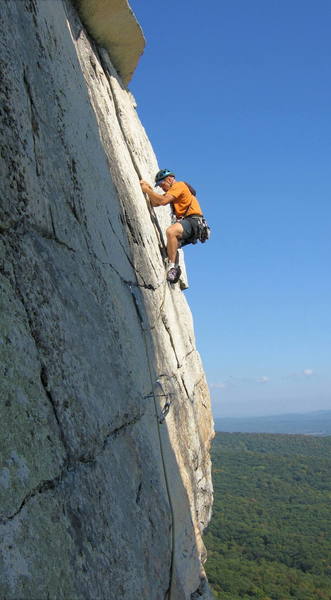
136 300 176 599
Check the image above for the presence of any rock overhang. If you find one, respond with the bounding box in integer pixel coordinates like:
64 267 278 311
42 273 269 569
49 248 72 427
74 0 145 85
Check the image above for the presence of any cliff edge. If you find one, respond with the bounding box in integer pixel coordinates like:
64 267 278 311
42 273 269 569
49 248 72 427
0 1 214 598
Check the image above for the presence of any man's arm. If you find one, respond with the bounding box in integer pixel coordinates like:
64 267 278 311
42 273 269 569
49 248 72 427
140 180 175 207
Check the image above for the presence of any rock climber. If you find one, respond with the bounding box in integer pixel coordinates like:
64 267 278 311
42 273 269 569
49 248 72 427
140 169 203 283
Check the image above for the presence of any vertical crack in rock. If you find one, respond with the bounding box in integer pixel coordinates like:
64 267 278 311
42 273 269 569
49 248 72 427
97 50 167 259
135 481 142 505
107 216 135 270
181 375 190 400
48 205 76 252
161 313 181 369
7 262 72 460
23 67 41 177
66 194 81 224
129 285 145 326
39 365 70 457
124 212 142 246
125 291 177 598
66 157 84 225
71 207 156 290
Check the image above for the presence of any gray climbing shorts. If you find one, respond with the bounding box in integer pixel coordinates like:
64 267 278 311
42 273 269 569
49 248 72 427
178 215 201 245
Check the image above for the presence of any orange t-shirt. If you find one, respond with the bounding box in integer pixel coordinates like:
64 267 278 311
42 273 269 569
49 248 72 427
167 181 203 218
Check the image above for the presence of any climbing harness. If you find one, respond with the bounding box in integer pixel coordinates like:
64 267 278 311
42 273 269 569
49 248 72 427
172 184 211 246
196 216 211 243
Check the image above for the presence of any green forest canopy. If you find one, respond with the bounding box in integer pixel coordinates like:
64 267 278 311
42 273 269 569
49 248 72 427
204 433 331 600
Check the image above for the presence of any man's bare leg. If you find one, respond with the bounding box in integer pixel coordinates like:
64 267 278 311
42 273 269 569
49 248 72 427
165 223 183 283
166 223 183 263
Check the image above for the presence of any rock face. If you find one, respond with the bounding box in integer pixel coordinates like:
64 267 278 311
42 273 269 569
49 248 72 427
0 1 214 599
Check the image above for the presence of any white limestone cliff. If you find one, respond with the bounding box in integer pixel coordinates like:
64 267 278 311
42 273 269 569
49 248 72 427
0 1 214 598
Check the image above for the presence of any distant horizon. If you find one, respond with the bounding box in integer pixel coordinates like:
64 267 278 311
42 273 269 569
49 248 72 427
214 408 331 435
214 408 331 420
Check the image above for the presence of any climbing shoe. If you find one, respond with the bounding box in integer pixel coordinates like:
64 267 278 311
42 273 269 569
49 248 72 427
167 265 181 284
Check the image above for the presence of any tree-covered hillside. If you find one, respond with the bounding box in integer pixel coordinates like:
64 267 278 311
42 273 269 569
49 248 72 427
204 433 331 599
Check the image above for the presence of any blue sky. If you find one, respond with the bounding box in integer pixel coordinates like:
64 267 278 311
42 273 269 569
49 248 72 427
129 0 331 417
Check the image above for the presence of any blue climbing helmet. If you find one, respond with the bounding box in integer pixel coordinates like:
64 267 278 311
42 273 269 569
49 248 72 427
154 169 175 186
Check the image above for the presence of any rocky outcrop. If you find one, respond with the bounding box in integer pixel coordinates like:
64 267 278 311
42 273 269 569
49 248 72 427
0 1 214 599
73 0 145 84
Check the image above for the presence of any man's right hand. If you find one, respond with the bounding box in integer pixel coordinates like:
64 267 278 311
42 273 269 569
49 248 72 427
140 180 152 194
